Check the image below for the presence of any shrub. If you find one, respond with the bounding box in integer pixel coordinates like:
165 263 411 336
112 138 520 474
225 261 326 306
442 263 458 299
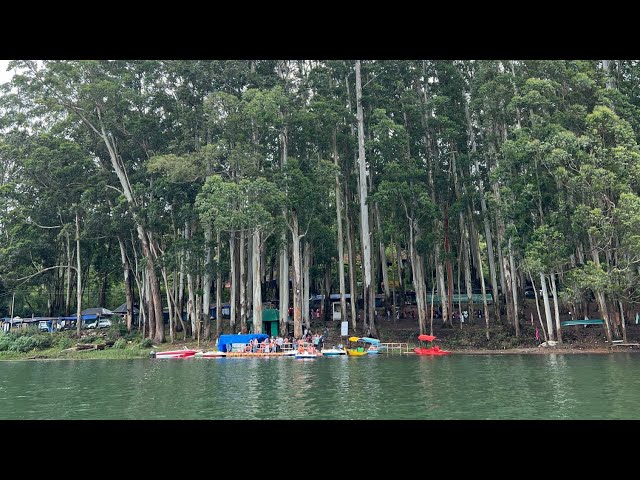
32 334 52 349
139 338 153 349
113 338 127 349
57 336 74 350
0 333 16 351
9 335 36 353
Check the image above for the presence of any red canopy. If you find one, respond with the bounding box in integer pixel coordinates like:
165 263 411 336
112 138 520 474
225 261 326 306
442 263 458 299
418 334 436 342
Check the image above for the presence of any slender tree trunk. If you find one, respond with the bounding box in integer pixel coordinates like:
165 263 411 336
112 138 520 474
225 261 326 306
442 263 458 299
216 231 222 339
409 224 427 334
619 300 627 343
252 228 263 334
291 213 303 338
279 237 289 337
229 232 236 331
247 234 253 324
375 205 390 302
529 272 548 343
444 207 454 327
540 272 556 342
501 238 516 332
588 231 613 342
65 231 72 317
161 266 174 343
345 184 358 331
303 241 311 329
334 129 348 326
509 238 519 336
549 272 562 344
202 223 213 340
239 230 246 333
466 104 500 324
75 211 82 337
355 60 372 326
436 247 448 325
117 236 133 331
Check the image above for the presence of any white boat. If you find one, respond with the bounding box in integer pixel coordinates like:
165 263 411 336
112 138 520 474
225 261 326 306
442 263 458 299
198 351 226 358
295 351 321 359
322 348 346 356
152 348 198 359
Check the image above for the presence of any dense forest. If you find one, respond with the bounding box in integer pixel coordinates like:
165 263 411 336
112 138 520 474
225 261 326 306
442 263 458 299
1 60 639 344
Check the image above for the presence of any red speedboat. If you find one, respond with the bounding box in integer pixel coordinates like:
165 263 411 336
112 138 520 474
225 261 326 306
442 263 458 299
152 349 198 359
414 334 450 356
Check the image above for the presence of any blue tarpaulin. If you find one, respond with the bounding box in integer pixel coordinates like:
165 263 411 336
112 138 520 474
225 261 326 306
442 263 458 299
218 333 268 352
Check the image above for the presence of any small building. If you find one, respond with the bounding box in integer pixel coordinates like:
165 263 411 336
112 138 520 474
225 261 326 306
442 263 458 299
247 308 280 337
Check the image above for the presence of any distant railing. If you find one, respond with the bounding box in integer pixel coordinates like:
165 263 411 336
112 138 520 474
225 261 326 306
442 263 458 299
379 343 410 355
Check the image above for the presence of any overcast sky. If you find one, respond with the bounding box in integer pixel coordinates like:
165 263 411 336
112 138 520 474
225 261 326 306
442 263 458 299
0 60 13 84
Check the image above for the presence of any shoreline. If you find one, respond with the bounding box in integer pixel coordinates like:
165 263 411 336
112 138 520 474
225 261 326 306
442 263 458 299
1 345 639 361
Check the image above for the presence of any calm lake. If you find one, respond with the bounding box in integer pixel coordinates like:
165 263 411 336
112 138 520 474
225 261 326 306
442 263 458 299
1 354 639 419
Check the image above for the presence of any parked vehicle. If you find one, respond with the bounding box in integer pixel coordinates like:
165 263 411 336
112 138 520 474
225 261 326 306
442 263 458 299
97 318 112 329
84 319 98 329
38 321 50 332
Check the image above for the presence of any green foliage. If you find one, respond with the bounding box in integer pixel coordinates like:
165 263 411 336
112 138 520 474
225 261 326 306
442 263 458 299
139 338 153 349
113 338 127 349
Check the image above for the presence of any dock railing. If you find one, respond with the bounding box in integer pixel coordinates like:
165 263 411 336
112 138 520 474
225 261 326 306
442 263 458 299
379 342 411 355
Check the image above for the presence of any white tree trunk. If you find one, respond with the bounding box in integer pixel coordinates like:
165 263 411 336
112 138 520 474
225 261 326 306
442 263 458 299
291 213 303 338
216 231 222 339
355 60 372 308
540 272 556 342
202 223 212 340
303 240 311 329
66 231 72 316
435 244 448 323
279 236 289 336
549 272 562 344
75 211 82 337
252 228 263 334
375 204 390 301
345 185 358 331
528 271 548 343
509 238 519 335
409 224 427 334
334 130 347 326
247 233 253 322
239 230 246 332
229 233 236 330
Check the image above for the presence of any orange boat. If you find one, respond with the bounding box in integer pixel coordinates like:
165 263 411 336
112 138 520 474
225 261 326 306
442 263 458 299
414 334 450 356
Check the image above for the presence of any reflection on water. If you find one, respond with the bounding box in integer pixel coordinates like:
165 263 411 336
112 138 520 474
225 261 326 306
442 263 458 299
1 354 640 419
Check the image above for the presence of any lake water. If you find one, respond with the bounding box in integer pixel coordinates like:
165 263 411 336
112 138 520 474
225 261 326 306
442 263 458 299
1 354 639 419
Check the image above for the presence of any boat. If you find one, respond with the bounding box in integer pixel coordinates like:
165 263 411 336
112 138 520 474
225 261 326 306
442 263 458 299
413 334 450 356
360 337 381 355
151 348 198 359
200 351 227 358
322 345 347 356
346 337 369 356
295 351 321 359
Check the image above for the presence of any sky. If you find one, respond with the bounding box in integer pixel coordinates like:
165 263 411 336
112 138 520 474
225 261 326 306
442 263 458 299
0 60 13 84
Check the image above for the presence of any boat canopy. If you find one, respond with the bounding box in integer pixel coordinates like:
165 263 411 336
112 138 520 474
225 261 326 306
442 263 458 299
418 334 437 342
560 319 605 327
348 336 361 342
359 337 380 345
217 333 268 352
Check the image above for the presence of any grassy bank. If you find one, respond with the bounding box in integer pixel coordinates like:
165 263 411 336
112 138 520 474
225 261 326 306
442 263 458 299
0 325 153 361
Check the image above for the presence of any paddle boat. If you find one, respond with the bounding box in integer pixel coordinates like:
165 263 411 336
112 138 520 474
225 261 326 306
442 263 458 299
295 343 321 359
322 344 347 356
414 334 450 356
360 337 381 355
151 348 198 359
346 337 368 356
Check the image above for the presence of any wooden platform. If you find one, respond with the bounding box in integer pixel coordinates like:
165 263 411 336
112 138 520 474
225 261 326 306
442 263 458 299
609 340 640 348
224 352 286 357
